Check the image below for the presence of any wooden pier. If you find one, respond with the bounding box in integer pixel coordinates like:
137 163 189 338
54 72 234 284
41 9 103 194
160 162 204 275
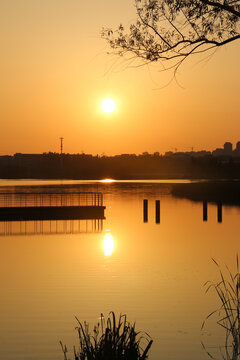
0 192 105 222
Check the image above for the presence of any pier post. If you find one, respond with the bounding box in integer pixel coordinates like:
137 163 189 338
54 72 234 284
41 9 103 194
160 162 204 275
155 200 160 224
203 201 208 222
143 199 148 223
217 202 222 223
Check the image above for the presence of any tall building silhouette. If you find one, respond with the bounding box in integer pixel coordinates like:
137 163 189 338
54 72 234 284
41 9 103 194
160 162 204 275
223 142 232 154
236 141 240 153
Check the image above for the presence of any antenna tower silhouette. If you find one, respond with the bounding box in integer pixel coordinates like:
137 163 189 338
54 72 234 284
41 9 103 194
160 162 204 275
60 137 64 155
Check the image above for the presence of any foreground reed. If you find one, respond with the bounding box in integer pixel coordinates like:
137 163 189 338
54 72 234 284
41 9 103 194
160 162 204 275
60 311 153 360
202 256 240 360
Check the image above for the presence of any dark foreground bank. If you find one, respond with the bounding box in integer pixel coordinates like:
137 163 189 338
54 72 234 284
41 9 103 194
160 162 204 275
172 180 240 205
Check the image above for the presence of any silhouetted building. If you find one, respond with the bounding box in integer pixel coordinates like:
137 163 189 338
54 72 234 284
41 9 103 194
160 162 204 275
236 142 240 152
212 148 224 156
0 156 12 165
213 142 233 157
223 142 232 154
187 150 211 157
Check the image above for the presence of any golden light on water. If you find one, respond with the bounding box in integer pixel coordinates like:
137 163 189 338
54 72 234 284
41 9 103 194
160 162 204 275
101 98 116 113
103 233 114 256
100 179 115 183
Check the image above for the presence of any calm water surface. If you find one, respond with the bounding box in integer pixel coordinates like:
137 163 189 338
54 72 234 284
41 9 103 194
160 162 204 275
0 180 239 360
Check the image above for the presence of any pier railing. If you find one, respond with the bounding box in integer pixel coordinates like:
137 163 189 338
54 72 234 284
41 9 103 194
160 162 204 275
0 192 103 208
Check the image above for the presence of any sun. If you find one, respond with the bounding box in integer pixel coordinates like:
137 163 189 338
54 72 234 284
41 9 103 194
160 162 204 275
101 98 116 113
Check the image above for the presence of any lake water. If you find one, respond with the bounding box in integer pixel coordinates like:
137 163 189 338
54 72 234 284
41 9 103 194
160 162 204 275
0 179 239 360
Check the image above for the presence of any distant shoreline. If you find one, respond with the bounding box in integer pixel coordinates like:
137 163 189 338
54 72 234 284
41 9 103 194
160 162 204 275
0 178 239 206
1 152 240 180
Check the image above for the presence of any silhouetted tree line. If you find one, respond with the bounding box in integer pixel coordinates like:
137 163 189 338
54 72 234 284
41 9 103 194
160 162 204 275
0 152 240 179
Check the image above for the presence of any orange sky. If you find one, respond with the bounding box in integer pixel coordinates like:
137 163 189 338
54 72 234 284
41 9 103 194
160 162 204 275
1 0 240 156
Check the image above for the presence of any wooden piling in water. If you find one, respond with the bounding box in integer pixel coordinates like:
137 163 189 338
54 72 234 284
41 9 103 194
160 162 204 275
203 201 208 222
217 202 222 223
155 200 160 224
143 199 148 223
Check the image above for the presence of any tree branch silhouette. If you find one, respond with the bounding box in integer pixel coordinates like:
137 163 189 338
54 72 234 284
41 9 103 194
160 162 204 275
101 0 240 70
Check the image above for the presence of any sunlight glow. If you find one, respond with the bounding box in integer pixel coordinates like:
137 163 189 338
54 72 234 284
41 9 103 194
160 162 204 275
103 233 114 256
100 179 115 183
101 98 116 113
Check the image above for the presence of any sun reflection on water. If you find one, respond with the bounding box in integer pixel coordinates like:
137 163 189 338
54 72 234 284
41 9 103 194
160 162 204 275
99 179 115 183
103 232 114 256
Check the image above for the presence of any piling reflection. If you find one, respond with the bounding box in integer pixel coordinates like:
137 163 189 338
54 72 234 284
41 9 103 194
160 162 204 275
103 231 114 256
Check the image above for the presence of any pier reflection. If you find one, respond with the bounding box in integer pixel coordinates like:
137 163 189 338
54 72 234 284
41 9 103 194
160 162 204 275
0 219 103 236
